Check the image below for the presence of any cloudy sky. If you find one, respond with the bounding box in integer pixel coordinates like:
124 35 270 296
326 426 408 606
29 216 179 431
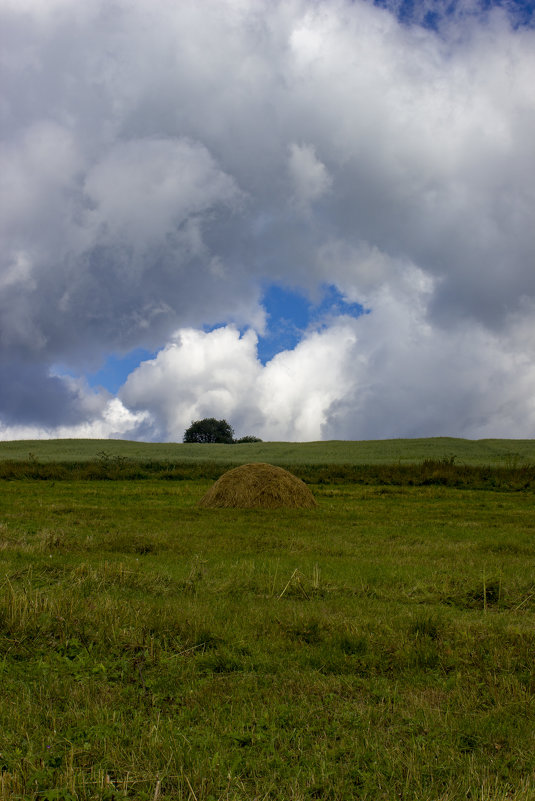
1 0 534 442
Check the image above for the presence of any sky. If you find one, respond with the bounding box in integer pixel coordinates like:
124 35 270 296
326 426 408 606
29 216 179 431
1 0 534 443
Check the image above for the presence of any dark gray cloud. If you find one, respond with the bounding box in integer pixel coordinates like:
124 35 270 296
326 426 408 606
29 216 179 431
0 362 85 426
1 0 534 439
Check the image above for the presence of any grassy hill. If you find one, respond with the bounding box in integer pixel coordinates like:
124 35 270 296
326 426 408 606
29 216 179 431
0 436 534 466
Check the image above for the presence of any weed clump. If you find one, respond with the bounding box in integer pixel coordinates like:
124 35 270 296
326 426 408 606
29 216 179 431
198 462 317 509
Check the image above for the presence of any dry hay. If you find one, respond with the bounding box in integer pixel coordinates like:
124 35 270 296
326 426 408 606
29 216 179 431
198 462 317 509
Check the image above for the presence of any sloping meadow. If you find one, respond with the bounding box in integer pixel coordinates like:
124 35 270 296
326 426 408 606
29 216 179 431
0 453 534 798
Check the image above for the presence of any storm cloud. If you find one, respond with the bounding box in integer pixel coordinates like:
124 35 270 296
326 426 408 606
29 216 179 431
1 0 534 440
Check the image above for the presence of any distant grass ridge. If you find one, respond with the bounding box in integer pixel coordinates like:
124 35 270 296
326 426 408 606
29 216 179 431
0 436 534 466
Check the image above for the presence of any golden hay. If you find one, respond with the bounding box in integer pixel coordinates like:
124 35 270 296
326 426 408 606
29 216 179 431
198 462 317 509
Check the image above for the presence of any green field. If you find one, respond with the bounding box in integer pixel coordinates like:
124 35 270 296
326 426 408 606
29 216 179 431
1 441 534 799
1 436 534 466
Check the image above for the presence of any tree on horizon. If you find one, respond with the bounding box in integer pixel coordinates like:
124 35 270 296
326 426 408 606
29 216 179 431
183 418 235 444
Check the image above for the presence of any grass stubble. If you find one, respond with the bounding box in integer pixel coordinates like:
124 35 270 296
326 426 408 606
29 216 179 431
0 471 534 799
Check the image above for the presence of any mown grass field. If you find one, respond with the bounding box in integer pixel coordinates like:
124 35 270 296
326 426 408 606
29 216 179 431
1 440 534 799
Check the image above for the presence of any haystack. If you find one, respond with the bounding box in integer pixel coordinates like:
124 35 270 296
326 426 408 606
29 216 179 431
198 463 317 509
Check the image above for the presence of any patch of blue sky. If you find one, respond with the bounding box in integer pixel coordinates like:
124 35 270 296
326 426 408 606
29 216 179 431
87 347 156 393
202 284 366 366
256 283 366 365
371 0 535 29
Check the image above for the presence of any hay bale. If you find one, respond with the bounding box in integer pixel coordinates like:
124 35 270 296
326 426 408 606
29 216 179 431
198 462 317 509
